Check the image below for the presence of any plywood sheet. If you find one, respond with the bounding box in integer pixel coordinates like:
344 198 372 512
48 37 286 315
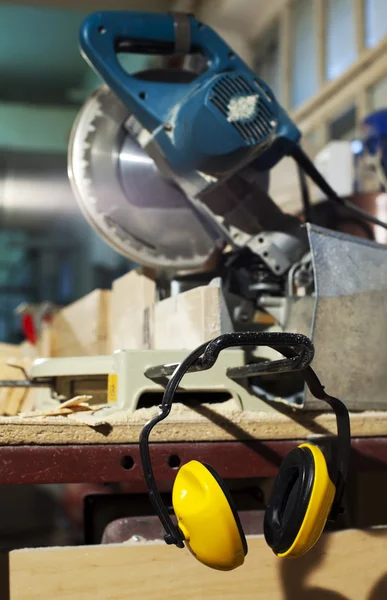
7 528 387 600
0 407 384 445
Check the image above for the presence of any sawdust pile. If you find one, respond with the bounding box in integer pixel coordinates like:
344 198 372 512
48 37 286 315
17 396 245 427
20 395 97 418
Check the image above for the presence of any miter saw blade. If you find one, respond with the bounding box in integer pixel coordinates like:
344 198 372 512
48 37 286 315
68 85 219 273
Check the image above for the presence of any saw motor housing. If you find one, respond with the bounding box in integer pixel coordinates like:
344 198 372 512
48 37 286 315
79 11 301 181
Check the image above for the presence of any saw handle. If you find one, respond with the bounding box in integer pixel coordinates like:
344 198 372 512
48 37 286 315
79 11 253 132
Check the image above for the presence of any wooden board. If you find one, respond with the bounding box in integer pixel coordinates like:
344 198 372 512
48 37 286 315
0 345 36 416
0 344 20 361
5 528 387 600
110 269 156 351
153 280 233 350
0 362 29 417
51 290 111 357
36 321 53 358
0 408 384 445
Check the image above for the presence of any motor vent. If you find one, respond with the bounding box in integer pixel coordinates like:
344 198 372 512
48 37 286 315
209 75 276 145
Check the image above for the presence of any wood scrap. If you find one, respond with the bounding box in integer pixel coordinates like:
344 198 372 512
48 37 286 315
0 358 35 416
20 395 94 418
110 269 156 351
37 320 53 357
7 528 387 600
51 289 111 357
18 341 40 361
153 278 233 350
0 342 20 360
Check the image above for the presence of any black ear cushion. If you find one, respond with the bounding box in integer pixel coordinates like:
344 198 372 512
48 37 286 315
264 447 315 555
202 463 248 556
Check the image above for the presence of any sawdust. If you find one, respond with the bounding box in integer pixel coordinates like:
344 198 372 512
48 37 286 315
20 395 98 418
227 95 258 122
0 407 384 445
11 394 383 437
5 388 387 445
12 396 256 428
123 537 164 546
53 397 243 427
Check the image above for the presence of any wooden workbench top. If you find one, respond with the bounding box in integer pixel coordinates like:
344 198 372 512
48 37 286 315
0 399 385 445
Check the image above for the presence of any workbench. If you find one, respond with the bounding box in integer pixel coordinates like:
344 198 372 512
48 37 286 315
0 405 386 599
0 408 384 487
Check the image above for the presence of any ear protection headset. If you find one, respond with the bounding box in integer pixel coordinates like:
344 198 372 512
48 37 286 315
139 332 351 571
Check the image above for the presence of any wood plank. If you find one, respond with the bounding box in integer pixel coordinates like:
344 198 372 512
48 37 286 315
0 344 20 361
0 408 384 445
51 290 111 357
0 345 38 416
8 528 387 600
18 342 39 361
37 321 53 358
110 269 156 351
0 362 27 417
153 280 233 350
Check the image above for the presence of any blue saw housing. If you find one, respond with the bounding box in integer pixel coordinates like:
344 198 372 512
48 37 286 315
79 11 301 179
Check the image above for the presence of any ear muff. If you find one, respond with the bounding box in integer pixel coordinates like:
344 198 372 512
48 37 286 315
172 460 247 571
264 443 336 558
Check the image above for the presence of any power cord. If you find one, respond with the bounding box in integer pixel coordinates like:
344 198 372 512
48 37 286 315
291 144 387 231
296 162 313 223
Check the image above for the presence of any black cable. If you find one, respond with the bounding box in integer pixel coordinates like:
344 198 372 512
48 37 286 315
291 143 387 231
297 162 313 222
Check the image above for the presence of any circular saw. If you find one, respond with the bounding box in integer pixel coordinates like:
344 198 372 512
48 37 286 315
69 10 303 275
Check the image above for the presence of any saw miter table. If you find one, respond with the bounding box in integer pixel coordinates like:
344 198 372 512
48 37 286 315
0 9 387 554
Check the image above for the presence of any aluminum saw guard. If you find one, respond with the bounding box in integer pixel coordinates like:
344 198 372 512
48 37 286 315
284 223 387 411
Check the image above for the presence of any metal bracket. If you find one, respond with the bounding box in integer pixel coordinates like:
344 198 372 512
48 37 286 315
247 232 292 275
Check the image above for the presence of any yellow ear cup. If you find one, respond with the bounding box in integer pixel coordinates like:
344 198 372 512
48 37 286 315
264 444 336 558
280 443 336 558
172 460 247 571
